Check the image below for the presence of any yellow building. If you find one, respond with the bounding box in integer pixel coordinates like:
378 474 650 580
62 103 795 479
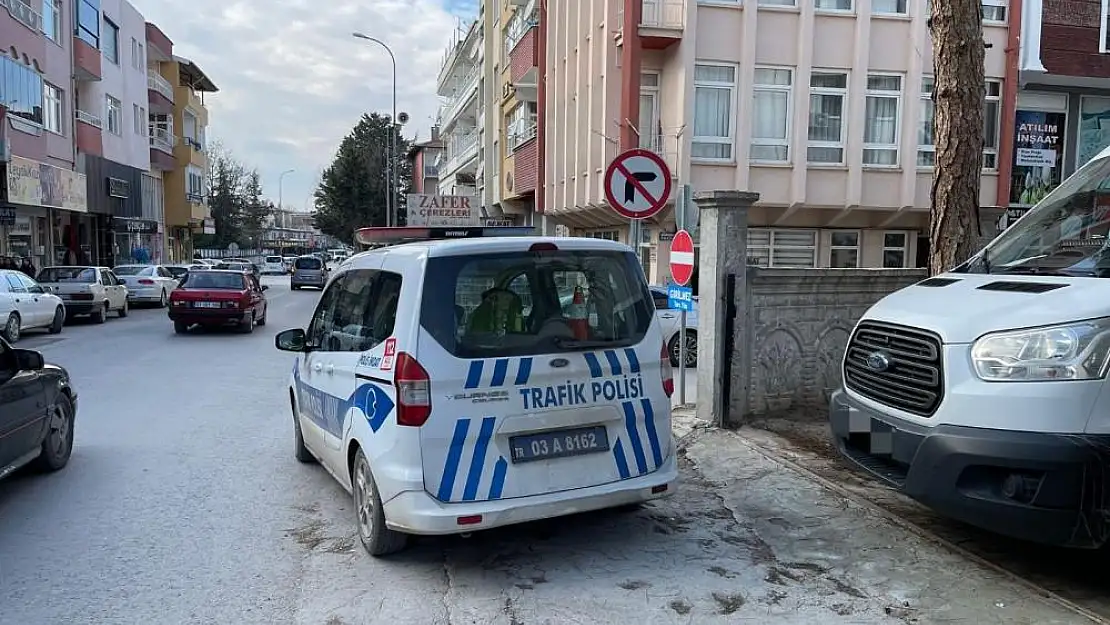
500 0 539 217
151 56 217 261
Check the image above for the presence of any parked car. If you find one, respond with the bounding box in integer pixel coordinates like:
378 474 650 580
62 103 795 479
290 255 328 290
113 264 179 308
0 269 66 342
282 256 297 273
0 337 76 481
164 263 209 282
261 256 286 275
195 259 221 267
216 261 261 281
37 266 128 323
649 286 698 368
168 269 269 334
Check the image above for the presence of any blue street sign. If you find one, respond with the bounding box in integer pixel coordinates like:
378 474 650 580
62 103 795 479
667 284 694 312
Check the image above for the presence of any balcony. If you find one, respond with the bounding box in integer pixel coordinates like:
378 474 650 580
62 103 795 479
149 129 176 170
73 37 102 81
616 0 685 50
512 137 538 196
509 24 538 86
147 72 174 112
75 110 103 156
3 0 42 32
508 117 537 151
443 128 480 176
175 136 206 168
145 22 173 61
439 63 480 129
188 201 209 222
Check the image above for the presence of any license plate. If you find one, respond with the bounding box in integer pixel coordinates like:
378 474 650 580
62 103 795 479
510 426 609 464
194 301 221 308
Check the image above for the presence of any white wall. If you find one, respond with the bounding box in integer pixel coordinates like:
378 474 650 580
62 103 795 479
93 0 150 171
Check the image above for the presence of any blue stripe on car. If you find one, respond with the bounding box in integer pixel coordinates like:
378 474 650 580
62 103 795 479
438 419 471 501
462 417 496 501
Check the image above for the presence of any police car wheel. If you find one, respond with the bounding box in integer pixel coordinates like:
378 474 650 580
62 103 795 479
352 449 407 557
291 393 315 463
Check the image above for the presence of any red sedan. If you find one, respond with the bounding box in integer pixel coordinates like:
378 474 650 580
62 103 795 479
168 269 268 334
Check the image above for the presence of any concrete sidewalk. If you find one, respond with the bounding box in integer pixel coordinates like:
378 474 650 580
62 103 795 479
671 408 1092 625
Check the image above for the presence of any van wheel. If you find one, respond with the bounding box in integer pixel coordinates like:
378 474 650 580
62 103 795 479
291 393 315 463
352 449 408 557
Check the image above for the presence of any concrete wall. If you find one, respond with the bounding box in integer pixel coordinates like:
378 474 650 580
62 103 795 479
744 268 926 417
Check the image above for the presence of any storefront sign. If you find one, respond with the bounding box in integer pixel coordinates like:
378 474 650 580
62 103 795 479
0 206 14 226
114 217 158 234
482 218 516 227
9 215 31 235
1010 110 1065 206
406 194 480 227
6 156 88 212
107 177 130 198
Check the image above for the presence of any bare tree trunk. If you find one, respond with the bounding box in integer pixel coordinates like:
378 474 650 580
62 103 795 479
928 0 986 275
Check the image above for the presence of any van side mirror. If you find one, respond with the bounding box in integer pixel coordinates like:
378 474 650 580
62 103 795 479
14 349 44 371
275 328 307 352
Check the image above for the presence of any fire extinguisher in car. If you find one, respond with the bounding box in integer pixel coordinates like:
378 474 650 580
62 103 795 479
568 286 588 340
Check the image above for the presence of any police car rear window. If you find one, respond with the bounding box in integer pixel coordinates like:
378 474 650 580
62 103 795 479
421 249 654 358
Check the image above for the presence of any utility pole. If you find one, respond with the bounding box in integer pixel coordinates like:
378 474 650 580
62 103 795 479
352 33 398 227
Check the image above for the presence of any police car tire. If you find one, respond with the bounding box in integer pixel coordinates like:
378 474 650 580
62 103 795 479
352 449 407 557
291 394 315 464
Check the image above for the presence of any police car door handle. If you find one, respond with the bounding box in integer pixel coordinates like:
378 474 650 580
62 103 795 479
660 313 676 319
325 363 334 375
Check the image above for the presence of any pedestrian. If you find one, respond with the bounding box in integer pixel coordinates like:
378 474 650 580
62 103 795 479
20 257 36 278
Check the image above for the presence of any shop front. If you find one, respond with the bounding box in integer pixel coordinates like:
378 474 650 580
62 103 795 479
82 155 146 268
1 155 89 268
113 216 160 264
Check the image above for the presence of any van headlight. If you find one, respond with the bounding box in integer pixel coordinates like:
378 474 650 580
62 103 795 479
971 318 1110 381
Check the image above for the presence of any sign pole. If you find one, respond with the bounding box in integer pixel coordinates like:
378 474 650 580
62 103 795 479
666 228 695 407
678 309 686 405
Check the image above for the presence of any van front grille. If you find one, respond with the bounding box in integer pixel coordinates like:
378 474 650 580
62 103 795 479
844 321 943 417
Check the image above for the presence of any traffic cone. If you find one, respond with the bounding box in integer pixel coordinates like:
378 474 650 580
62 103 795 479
568 286 588 340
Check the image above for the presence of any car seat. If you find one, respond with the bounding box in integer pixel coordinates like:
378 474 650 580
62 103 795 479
466 288 525 335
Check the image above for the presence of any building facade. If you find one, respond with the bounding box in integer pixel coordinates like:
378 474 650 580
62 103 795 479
500 0 541 221
1 0 90 268
436 21 481 200
543 0 1009 281
407 126 443 194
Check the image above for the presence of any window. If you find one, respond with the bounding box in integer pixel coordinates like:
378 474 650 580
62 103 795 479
306 270 403 352
760 0 796 8
131 38 144 70
747 229 818 267
863 74 902 167
808 72 847 164
105 95 122 134
983 80 1001 170
815 0 852 10
918 75 935 167
5 274 26 293
983 0 1006 22
751 67 792 162
421 250 654 358
76 0 100 48
43 83 62 134
829 231 860 268
186 165 205 202
103 18 120 64
42 0 61 41
692 64 736 161
882 232 909 268
507 102 538 149
873 0 907 13
589 230 620 241
1 56 44 126
133 105 146 135
181 272 246 290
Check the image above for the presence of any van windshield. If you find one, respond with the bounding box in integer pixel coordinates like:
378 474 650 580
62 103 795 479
295 257 322 270
421 249 654 358
961 155 1110 277
266 256 283 263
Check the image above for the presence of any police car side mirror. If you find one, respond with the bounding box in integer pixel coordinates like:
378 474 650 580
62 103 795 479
275 328 307 352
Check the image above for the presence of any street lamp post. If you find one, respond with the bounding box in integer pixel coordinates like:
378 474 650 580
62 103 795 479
277 169 294 229
352 32 398 228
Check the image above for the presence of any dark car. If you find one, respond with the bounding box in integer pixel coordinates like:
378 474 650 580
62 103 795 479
0 337 76 481
168 269 269 334
216 261 261 281
291 255 329 290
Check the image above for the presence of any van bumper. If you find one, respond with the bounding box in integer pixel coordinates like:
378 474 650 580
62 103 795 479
829 388 1110 548
382 452 679 536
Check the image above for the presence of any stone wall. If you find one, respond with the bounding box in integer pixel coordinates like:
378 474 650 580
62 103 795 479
742 268 927 419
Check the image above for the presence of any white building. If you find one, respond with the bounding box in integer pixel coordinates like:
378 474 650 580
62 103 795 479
435 20 482 198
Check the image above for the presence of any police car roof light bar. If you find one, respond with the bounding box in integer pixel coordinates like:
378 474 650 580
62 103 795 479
354 226 537 246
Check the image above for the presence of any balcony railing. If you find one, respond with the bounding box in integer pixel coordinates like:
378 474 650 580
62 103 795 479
182 136 204 152
147 71 174 102
617 0 685 30
150 128 175 152
423 164 439 178
75 109 102 128
445 129 479 172
3 0 42 32
186 192 204 205
509 119 537 150
441 63 480 126
504 10 537 57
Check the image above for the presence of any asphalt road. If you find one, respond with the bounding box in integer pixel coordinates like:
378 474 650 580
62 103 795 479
0 277 728 625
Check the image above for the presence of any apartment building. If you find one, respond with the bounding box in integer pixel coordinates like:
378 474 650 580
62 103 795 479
0 0 89 268
436 21 481 199
406 126 443 194
500 0 541 220
160 55 216 261
1011 0 1110 219
544 0 1009 281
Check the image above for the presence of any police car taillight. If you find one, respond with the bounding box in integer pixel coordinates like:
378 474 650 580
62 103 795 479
660 344 674 398
394 352 431 427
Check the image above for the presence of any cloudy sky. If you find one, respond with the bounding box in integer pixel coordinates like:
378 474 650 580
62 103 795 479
135 0 476 212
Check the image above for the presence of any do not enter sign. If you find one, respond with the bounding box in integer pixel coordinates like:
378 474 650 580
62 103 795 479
670 229 695 286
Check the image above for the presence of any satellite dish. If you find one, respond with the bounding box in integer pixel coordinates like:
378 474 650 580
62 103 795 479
398 111 410 124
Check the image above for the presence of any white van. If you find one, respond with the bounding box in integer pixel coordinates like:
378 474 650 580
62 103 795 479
261 256 286 275
275 228 677 556
830 146 1110 548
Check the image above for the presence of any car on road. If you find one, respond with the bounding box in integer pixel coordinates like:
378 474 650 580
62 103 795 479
0 337 76 482
261 256 287 275
37 266 129 323
169 269 269 334
194 258 221 267
282 256 298 273
0 270 66 343
216 260 261 281
113 264 179 308
649 286 698 368
164 262 209 283
275 228 676 557
290 255 328 290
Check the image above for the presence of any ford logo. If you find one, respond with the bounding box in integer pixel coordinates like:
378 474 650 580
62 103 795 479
549 358 570 368
866 351 892 372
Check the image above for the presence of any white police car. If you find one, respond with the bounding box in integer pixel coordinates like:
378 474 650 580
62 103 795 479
275 226 678 556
